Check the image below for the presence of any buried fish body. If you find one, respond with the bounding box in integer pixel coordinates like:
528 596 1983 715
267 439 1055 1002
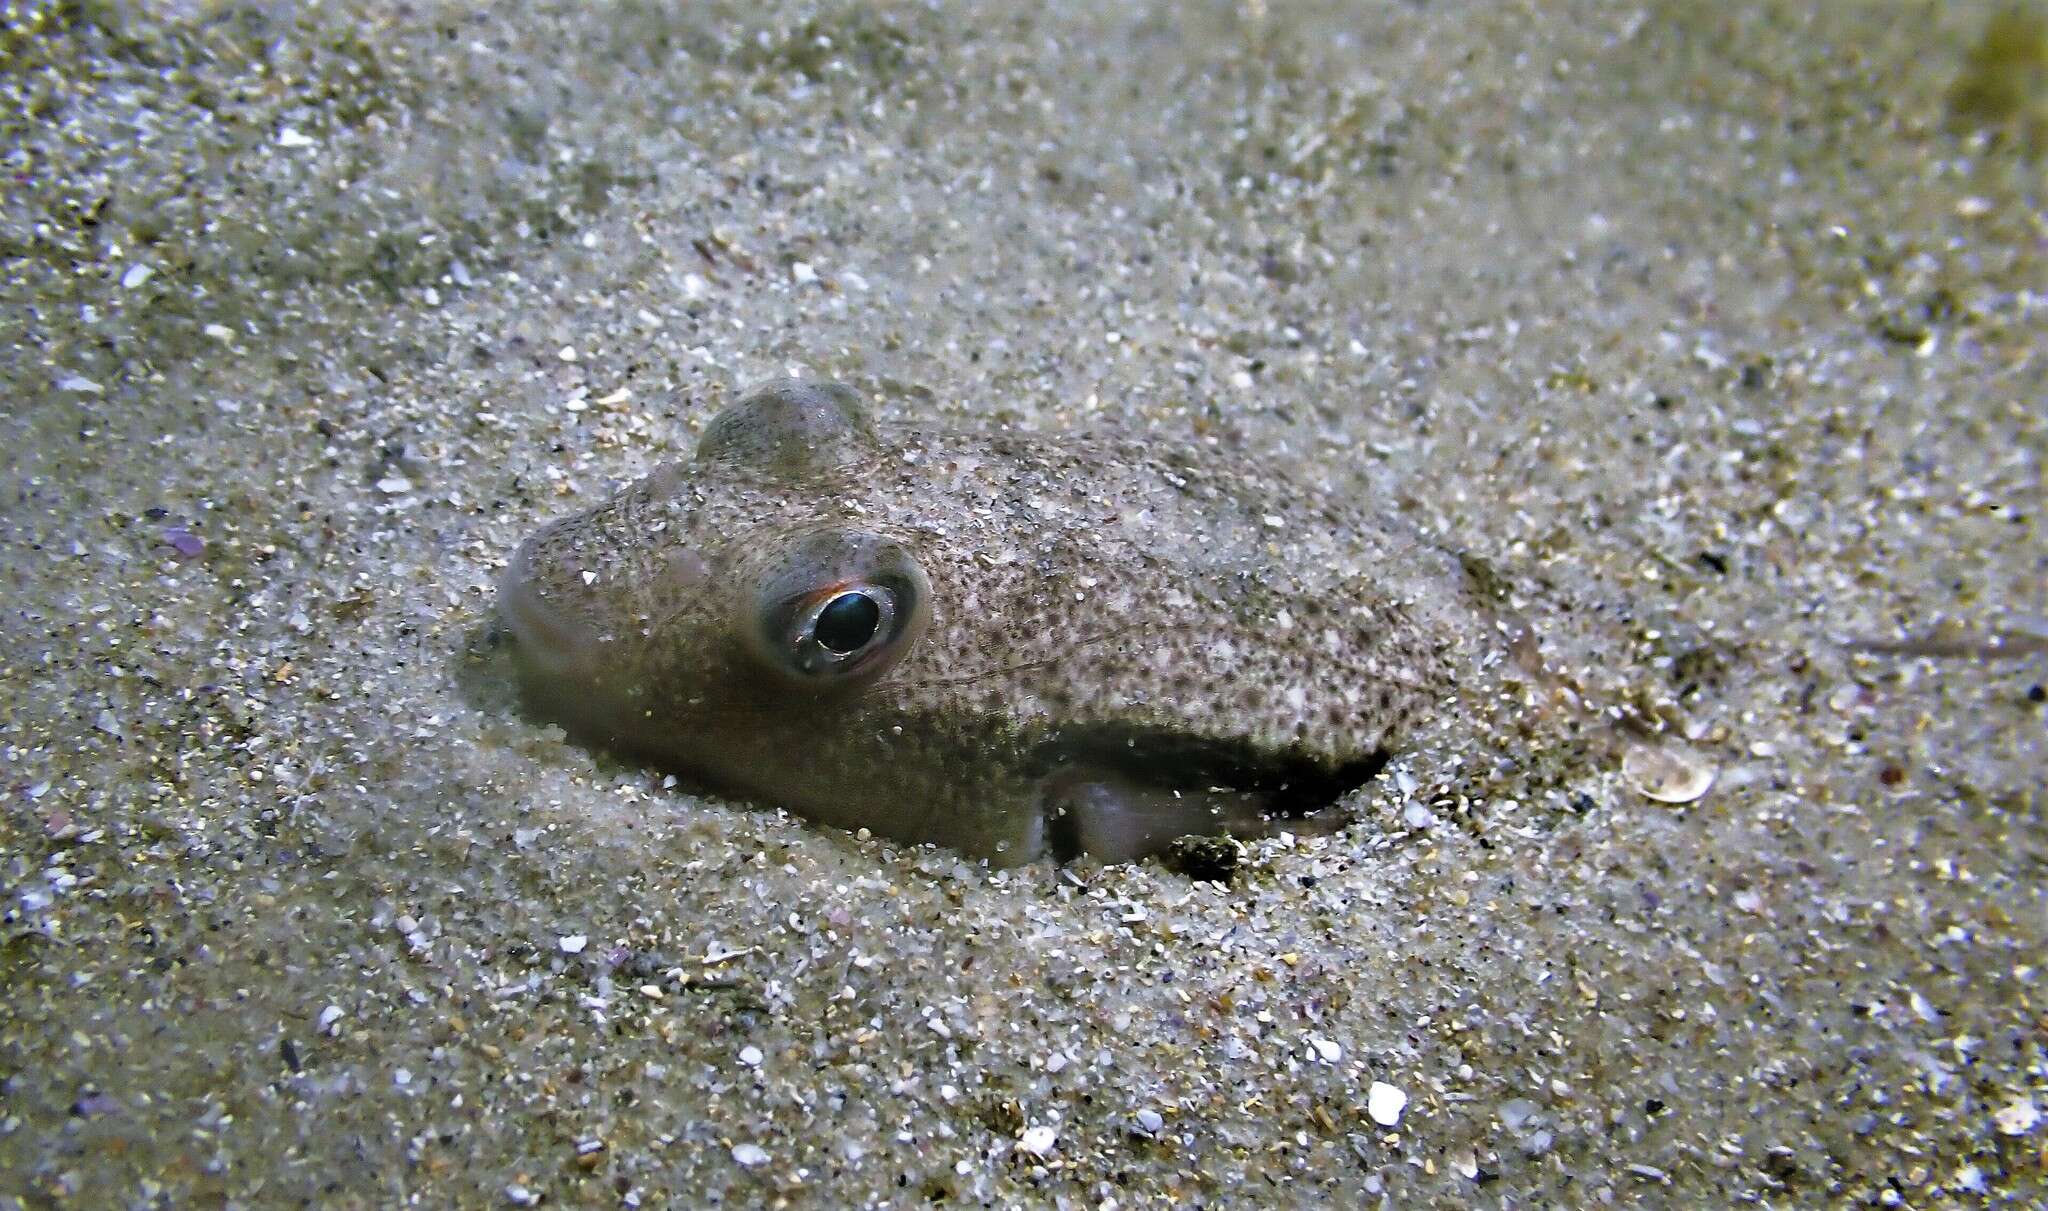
501 380 1501 866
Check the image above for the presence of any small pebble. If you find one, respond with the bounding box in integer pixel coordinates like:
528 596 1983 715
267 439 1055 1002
731 1143 769 1168
164 527 205 558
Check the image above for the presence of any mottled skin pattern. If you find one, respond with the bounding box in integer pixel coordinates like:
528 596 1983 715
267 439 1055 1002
502 381 1494 866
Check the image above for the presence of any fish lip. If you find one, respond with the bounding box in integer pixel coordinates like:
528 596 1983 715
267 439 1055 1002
1033 725 1386 801
1030 724 1388 861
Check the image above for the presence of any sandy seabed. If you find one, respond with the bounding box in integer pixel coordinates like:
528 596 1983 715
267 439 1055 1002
2 2 2044 1206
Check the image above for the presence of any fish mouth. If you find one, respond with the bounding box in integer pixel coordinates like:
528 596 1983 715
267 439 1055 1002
498 555 601 686
1030 724 1388 863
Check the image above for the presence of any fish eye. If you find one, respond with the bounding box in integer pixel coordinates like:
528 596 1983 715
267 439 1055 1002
785 583 897 674
812 590 884 655
748 530 929 686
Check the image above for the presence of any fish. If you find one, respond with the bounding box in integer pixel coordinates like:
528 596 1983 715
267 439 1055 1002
500 379 1500 866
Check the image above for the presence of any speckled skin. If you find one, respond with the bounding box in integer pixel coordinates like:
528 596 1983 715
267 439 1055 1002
503 381 1493 865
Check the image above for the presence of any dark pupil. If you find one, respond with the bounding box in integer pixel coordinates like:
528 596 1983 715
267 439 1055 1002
813 591 882 655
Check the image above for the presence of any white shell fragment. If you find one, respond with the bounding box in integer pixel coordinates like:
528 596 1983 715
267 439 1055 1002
1993 1099 2041 1136
731 1142 770 1167
1367 1081 1408 1127
1015 1124 1059 1157
1621 739 1716 804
